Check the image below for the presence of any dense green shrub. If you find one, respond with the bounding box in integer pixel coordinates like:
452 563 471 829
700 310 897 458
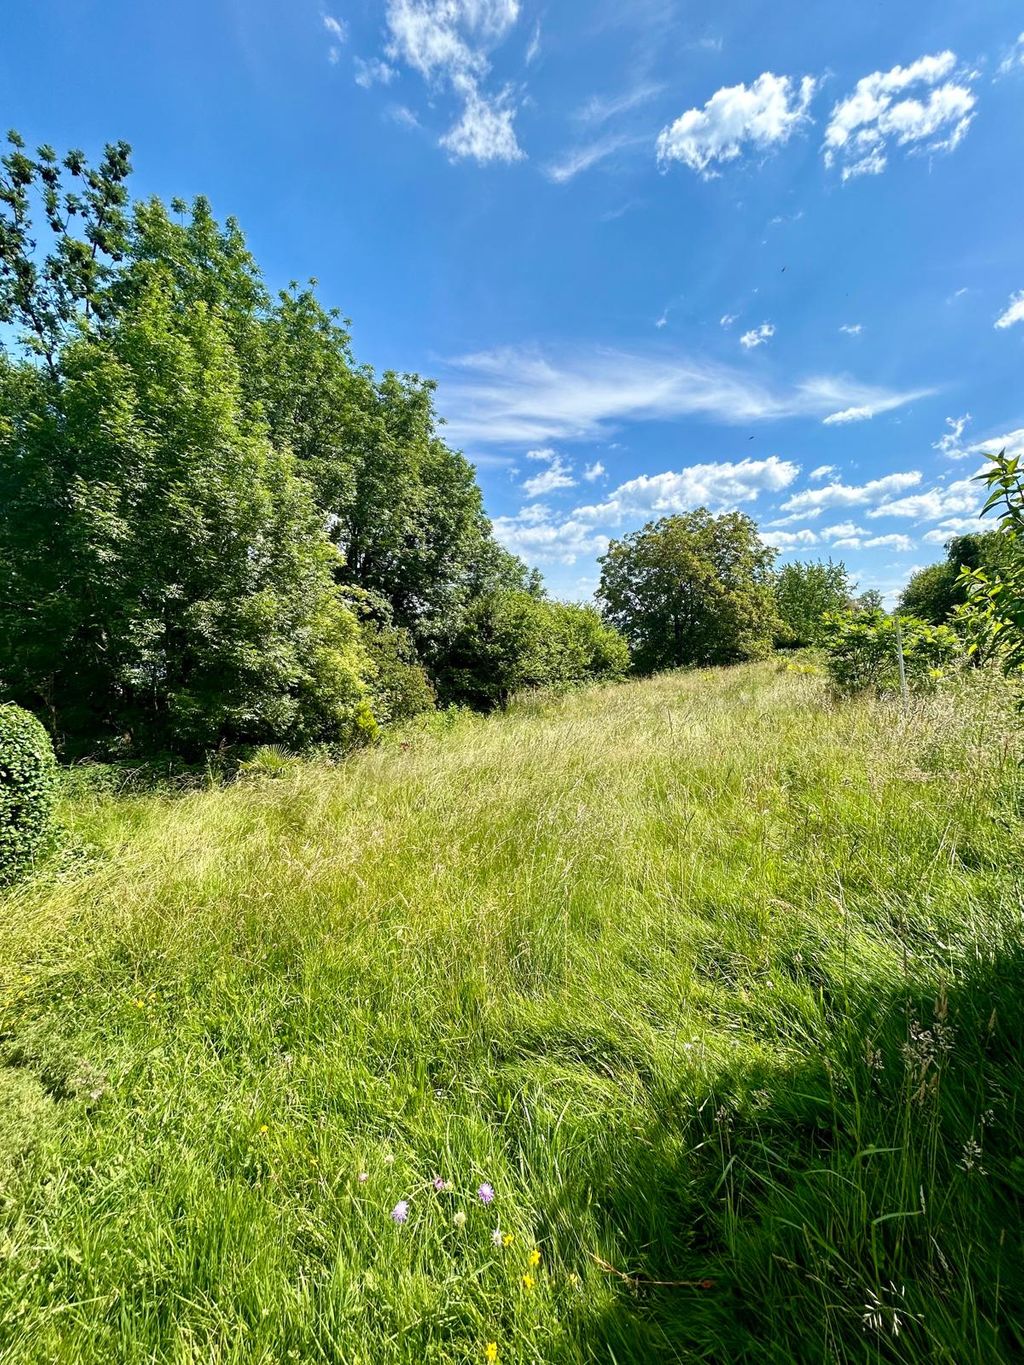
955 453 1024 675
821 610 961 696
437 591 629 709
774 558 852 647
0 704 58 884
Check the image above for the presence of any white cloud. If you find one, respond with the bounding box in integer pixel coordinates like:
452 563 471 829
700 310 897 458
525 19 541 64
997 33 1024 77
781 471 922 515
437 345 934 446
522 452 577 497
821 382 928 424
829 531 915 552
720 313 738 328
823 51 976 181
572 456 799 527
839 323 863 335
545 133 638 183
764 528 820 550
867 474 983 521
584 461 606 482
576 82 664 126
933 412 972 457
384 0 524 164
657 72 816 177
441 79 524 163
969 427 1024 458
995 290 1024 329
323 13 347 41
355 57 396 87
922 517 989 544
810 464 836 481
740 322 775 349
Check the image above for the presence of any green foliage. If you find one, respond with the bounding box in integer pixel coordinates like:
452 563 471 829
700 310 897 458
438 591 629 709
598 509 779 673
821 609 960 695
0 131 540 749
900 531 1012 623
0 703 58 883
955 452 1024 674
773 558 852 646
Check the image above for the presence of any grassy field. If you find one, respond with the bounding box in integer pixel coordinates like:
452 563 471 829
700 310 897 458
0 662 1022 1363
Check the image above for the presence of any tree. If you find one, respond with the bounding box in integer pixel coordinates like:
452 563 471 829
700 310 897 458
774 559 852 646
900 531 1011 623
437 591 629 710
597 510 779 674
955 453 1024 674
0 271 375 753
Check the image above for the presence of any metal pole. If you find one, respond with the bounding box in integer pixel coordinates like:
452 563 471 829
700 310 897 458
895 615 909 708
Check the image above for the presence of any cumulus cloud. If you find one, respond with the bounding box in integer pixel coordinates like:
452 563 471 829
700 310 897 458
781 471 922 515
740 322 775 349
823 51 976 181
867 474 983 521
995 290 1024 329
584 461 606 481
810 464 837 481
384 0 524 164
521 451 577 497
437 345 933 446
764 528 820 550
496 456 799 565
657 72 816 177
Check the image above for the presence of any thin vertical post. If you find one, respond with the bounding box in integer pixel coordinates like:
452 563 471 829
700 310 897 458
894 614 909 709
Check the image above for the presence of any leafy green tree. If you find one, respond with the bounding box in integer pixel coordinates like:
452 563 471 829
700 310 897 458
955 453 1024 674
900 531 1011 623
1 273 375 753
774 559 852 646
597 510 779 673
437 591 628 709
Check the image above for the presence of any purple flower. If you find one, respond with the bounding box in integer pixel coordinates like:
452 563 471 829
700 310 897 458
391 1200 409 1224
478 1182 495 1205
433 1176 447 1192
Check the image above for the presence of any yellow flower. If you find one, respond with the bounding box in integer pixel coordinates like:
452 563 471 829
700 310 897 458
133 998 145 1009
528 1248 541 1268
502 1233 514 1247
258 1124 269 1135
522 1273 536 1290
484 1343 498 1363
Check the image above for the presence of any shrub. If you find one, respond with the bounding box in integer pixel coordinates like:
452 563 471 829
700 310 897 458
0 704 58 884
821 610 961 696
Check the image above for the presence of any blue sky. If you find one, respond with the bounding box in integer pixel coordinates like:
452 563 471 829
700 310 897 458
4 1 1024 603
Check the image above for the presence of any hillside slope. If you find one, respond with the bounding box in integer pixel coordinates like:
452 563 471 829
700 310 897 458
1 664 1022 1363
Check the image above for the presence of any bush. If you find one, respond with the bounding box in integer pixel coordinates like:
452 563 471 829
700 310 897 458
821 611 961 696
438 591 629 709
0 704 58 884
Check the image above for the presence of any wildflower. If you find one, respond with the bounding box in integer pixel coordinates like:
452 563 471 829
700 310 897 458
391 1200 409 1224
503 1233 514 1247
478 1182 495 1204
258 1124 269 1135
491 1228 503 1247
433 1176 452 1192
528 1248 541 1268
522 1273 535 1290
357 1172 369 1184
453 1210 467 1228
484 1344 498 1363
384 1153 395 1166
133 999 145 1010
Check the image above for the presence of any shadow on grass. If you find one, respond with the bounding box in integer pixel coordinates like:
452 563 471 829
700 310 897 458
557 942 1024 1365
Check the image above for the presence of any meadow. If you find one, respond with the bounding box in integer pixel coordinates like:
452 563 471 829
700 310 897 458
0 662 1021 1363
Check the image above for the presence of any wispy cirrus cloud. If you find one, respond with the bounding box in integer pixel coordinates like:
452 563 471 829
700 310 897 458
657 72 816 177
437 345 932 446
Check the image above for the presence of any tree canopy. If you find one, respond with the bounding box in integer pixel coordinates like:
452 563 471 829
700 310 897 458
774 558 853 647
597 510 779 673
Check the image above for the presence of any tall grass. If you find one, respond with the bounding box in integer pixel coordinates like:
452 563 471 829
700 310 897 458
0 663 1021 1362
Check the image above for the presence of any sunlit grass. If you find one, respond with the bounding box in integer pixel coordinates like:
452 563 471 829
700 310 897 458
0 663 1021 1362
